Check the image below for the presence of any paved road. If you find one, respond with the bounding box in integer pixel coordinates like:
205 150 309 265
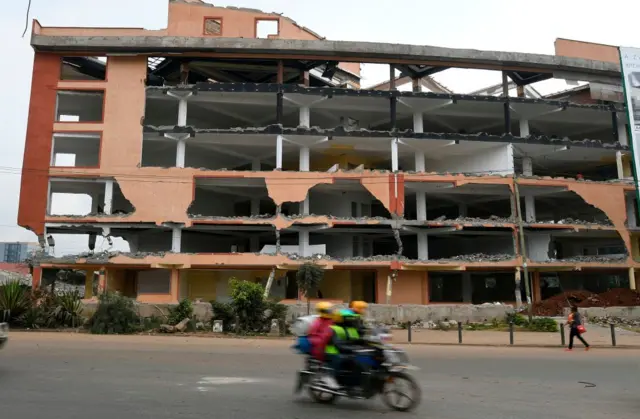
1 333 639 419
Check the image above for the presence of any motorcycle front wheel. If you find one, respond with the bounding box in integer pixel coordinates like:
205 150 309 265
381 371 421 412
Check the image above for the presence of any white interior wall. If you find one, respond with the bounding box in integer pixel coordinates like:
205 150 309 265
426 144 514 175
526 234 551 261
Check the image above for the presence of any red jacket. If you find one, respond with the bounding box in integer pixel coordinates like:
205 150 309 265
308 317 333 361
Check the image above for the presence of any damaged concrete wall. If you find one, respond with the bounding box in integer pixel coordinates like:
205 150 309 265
426 144 515 175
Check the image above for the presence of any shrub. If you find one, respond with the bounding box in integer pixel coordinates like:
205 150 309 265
210 301 235 332
0 280 29 324
140 315 163 331
229 279 266 332
506 312 528 326
48 290 84 328
168 298 194 325
526 317 558 332
88 292 140 334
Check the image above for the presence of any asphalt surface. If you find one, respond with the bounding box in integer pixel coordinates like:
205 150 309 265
1 333 639 419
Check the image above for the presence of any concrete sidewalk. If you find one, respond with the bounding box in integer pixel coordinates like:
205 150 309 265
391 324 640 348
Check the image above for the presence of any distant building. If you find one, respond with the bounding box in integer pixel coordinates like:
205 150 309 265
0 242 39 263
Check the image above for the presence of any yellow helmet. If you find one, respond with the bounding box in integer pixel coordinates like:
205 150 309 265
350 300 368 315
316 301 334 319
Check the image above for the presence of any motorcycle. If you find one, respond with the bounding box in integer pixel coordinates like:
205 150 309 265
292 323 421 412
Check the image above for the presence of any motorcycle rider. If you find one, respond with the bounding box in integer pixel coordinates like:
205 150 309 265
324 309 365 390
349 300 369 336
307 301 334 362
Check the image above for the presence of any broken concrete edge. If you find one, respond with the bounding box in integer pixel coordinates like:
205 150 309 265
149 82 624 112
142 124 628 151
30 35 620 78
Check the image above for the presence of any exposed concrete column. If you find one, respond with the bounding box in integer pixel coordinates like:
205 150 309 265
170 269 180 303
251 198 260 216
413 111 424 133
519 119 530 137
417 232 428 260
171 227 182 253
458 203 468 217
414 151 425 172
522 156 533 176
525 196 536 222
299 230 310 257
616 151 624 179
416 191 427 221
252 159 261 171
276 135 283 169
301 196 310 215
176 140 186 168
630 267 637 290
626 195 637 228
84 272 93 299
391 138 399 172
462 272 472 303
103 179 114 215
178 98 188 126
299 106 310 128
299 146 310 171
617 115 628 146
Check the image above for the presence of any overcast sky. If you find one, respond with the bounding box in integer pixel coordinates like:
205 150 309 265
0 0 638 256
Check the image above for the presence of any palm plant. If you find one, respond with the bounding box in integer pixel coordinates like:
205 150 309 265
0 280 29 323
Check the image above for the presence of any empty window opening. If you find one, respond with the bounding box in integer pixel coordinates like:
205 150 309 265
141 137 178 167
143 96 180 126
256 19 279 39
45 233 129 257
429 272 464 303
51 133 101 167
470 272 518 304
41 268 91 295
405 183 512 221
425 233 515 261
308 180 391 219
540 270 629 301
516 155 620 182
61 56 107 81
310 228 395 259
521 188 612 225
204 18 222 35
190 178 289 218
56 90 104 122
181 227 278 254
184 138 277 171
48 179 133 216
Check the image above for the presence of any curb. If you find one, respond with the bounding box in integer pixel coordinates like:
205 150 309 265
397 342 640 349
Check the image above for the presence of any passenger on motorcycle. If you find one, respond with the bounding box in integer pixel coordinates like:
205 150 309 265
324 309 366 389
349 300 369 337
308 302 334 362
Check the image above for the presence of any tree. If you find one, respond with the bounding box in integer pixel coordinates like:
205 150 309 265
229 279 265 332
296 263 324 315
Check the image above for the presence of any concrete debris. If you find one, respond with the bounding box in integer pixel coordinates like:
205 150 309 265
532 289 640 316
431 215 512 224
546 254 627 263
534 217 613 226
519 175 633 184
174 317 190 332
428 253 514 263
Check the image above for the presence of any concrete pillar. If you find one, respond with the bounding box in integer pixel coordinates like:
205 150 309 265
525 196 536 222
98 268 106 294
519 119 530 137
177 98 188 126
458 203 468 217
617 116 628 146
417 232 428 259
532 271 541 303
299 146 310 171
462 272 472 303
84 272 93 299
413 111 424 133
416 191 427 221
300 106 310 128
522 156 533 176
250 236 260 252
299 230 310 257
176 140 186 168
630 267 637 290
391 138 399 172
276 135 283 169
170 269 180 303
104 179 114 215
91 191 100 214
252 159 261 171
301 196 310 215
414 151 425 172
251 198 260 216
616 151 624 180
171 227 182 253
626 196 637 228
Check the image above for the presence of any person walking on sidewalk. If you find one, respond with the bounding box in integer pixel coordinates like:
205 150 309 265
566 306 590 351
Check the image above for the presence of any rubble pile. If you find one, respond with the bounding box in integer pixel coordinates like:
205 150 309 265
531 291 596 316
532 289 640 316
576 288 640 308
431 215 512 224
439 253 514 263
534 217 613 226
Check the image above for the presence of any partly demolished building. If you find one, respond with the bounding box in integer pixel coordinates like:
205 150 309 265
19 0 639 305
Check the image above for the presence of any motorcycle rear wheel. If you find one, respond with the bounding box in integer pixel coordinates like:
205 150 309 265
381 371 421 412
308 376 338 404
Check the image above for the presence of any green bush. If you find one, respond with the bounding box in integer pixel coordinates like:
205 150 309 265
140 315 163 331
506 312 528 326
88 292 140 334
0 280 29 324
526 317 558 332
168 298 194 325
48 290 84 328
229 279 266 332
210 301 235 331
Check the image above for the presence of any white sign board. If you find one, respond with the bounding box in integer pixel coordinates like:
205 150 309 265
619 47 640 211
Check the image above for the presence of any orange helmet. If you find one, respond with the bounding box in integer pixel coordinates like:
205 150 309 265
349 300 368 315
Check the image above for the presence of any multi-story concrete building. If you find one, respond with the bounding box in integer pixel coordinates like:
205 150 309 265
20 0 638 305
